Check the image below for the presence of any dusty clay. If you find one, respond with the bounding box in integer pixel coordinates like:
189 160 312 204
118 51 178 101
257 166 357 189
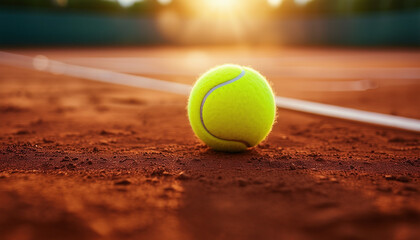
0 47 419 240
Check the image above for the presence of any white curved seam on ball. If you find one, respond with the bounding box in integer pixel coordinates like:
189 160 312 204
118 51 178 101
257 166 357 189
199 69 251 147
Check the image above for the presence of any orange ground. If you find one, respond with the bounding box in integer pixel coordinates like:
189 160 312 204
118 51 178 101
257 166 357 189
0 47 419 240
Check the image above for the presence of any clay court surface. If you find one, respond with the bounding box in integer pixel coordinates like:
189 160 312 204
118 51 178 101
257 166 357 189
0 47 419 240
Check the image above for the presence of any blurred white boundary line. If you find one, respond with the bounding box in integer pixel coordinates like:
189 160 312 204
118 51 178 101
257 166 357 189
275 97 420 132
62 57 420 80
1 51 419 132
0 52 192 95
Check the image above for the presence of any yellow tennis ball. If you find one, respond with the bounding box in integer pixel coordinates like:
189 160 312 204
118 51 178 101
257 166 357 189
188 64 276 152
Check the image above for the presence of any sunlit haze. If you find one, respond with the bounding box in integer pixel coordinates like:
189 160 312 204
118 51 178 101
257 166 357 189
116 0 143 8
294 0 313 6
157 0 172 5
205 0 238 11
267 0 283 8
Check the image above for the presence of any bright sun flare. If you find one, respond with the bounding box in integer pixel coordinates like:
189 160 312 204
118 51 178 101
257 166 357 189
205 0 238 11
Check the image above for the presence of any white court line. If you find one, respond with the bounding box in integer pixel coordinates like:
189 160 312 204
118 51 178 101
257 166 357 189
275 97 420 132
61 57 420 80
0 52 191 95
1 51 419 132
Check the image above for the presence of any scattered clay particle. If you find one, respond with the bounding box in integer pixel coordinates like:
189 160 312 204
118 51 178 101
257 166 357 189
115 180 131 186
396 176 411 183
15 130 30 135
176 172 190 180
318 175 328 180
100 130 113 135
330 177 338 183
376 186 392 192
0 174 9 179
43 138 54 143
164 186 175 192
384 175 396 180
237 178 247 187
66 163 76 169
151 168 166 176
402 185 417 192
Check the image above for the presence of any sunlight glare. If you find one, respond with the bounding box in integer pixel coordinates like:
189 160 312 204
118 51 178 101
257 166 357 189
267 0 283 8
117 0 143 8
157 0 172 5
294 0 313 6
206 0 238 11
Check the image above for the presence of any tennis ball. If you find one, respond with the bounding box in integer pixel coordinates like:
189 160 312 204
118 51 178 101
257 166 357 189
188 64 276 152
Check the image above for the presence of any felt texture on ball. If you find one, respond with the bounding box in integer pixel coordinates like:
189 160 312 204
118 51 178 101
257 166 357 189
188 64 276 152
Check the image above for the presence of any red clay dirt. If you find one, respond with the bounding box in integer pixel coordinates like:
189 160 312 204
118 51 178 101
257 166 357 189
0 47 419 240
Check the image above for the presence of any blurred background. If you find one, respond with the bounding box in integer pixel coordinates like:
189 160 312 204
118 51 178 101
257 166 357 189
0 0 419 46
